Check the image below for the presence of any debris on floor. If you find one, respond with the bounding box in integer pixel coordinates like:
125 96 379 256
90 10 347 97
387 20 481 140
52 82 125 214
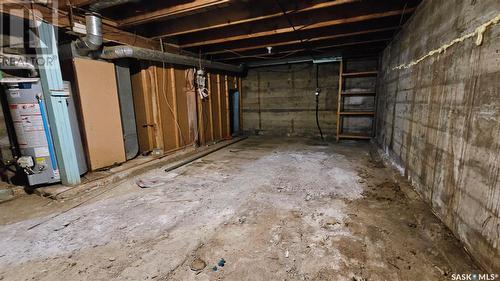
0 137 480 280
189 257 206 272
135 173 179 188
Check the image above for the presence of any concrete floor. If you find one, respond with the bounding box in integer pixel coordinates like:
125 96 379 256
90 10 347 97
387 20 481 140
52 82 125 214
0 136 479 280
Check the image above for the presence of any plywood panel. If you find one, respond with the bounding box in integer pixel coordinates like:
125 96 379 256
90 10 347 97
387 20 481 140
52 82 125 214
131 68 155 153
72 58 126 170
155 66 178 152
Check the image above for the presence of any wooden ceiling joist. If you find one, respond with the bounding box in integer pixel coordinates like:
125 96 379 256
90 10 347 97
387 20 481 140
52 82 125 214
204 27 398 55
214 39 390 62
142 0 360 38
1 1 172 51
199 17 403 55
179 8 414 48
58 0 98 9
118 0 231 27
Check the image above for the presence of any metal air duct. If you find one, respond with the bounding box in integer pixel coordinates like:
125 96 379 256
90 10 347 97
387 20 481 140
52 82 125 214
0 53 38 77
99 46 244 74
73 13 103 55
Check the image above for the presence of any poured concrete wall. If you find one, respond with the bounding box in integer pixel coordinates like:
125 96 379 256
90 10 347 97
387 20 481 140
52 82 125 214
376 0 499 271
242 62 376 138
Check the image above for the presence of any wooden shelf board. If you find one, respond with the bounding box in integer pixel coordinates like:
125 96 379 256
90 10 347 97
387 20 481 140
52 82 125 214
339 111 375 115
342 71 378 77
338 134 372 140
342 91 376 96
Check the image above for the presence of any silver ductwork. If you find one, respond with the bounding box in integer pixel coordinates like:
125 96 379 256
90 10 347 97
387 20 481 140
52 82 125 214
73 13 103 55
89 0 140 11
0 53 38 77
100 46 244 74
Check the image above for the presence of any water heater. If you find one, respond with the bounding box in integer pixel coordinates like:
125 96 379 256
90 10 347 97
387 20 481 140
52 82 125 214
1 78 87 186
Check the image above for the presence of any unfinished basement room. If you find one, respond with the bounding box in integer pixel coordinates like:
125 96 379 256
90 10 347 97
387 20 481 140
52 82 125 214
0 0 498 280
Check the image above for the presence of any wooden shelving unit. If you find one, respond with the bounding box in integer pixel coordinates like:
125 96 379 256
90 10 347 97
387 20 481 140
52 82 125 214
336 58 378 141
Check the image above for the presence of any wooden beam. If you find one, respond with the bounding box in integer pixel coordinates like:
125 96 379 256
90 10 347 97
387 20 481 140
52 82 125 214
197 93 205 145
58 0 97 9
214 39 390 62
145 0 359 38
207 73 214 142
204 26 399 55
199 17 401 54
217 74 223 139
170 68 181 148
118 0 230 27
0 1 168 50
180 8 413 48
224 75 230 138
151 66 164 150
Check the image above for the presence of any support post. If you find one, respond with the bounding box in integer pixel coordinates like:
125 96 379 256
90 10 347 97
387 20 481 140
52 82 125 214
35 21 81 186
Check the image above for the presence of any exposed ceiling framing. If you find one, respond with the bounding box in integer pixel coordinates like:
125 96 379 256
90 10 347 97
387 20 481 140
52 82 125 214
2 0 422 64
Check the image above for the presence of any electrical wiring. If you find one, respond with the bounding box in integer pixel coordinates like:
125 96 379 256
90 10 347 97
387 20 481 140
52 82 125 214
274 0 315 61
157 39 186 147
253 63 311 73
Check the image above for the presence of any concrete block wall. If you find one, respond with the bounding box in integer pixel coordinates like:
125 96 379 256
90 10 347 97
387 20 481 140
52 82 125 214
242 62 376 138
376 0 500 272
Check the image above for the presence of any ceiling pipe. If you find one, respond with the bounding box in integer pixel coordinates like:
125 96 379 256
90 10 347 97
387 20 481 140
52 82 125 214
99 46 244 74
73 13 102 56
70 10 242 73
89 0 140 11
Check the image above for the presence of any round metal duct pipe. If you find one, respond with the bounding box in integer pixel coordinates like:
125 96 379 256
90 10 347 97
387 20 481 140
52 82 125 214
100 46 244 74
73 13 103 55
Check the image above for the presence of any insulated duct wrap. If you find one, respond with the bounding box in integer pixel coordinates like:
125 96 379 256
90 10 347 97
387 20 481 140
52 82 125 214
100 46 244 74
0 53 37 77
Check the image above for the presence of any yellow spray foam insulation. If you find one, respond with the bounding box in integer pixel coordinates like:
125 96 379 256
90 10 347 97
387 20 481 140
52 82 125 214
393 13 500 70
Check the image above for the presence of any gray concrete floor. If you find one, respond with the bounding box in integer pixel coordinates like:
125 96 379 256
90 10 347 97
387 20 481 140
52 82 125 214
0 136 478 280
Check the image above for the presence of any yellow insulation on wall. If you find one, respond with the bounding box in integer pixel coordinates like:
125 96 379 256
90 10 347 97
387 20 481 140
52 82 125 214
393 13 500 70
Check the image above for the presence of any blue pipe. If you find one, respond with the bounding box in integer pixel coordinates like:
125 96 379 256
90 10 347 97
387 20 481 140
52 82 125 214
37 98 58 170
